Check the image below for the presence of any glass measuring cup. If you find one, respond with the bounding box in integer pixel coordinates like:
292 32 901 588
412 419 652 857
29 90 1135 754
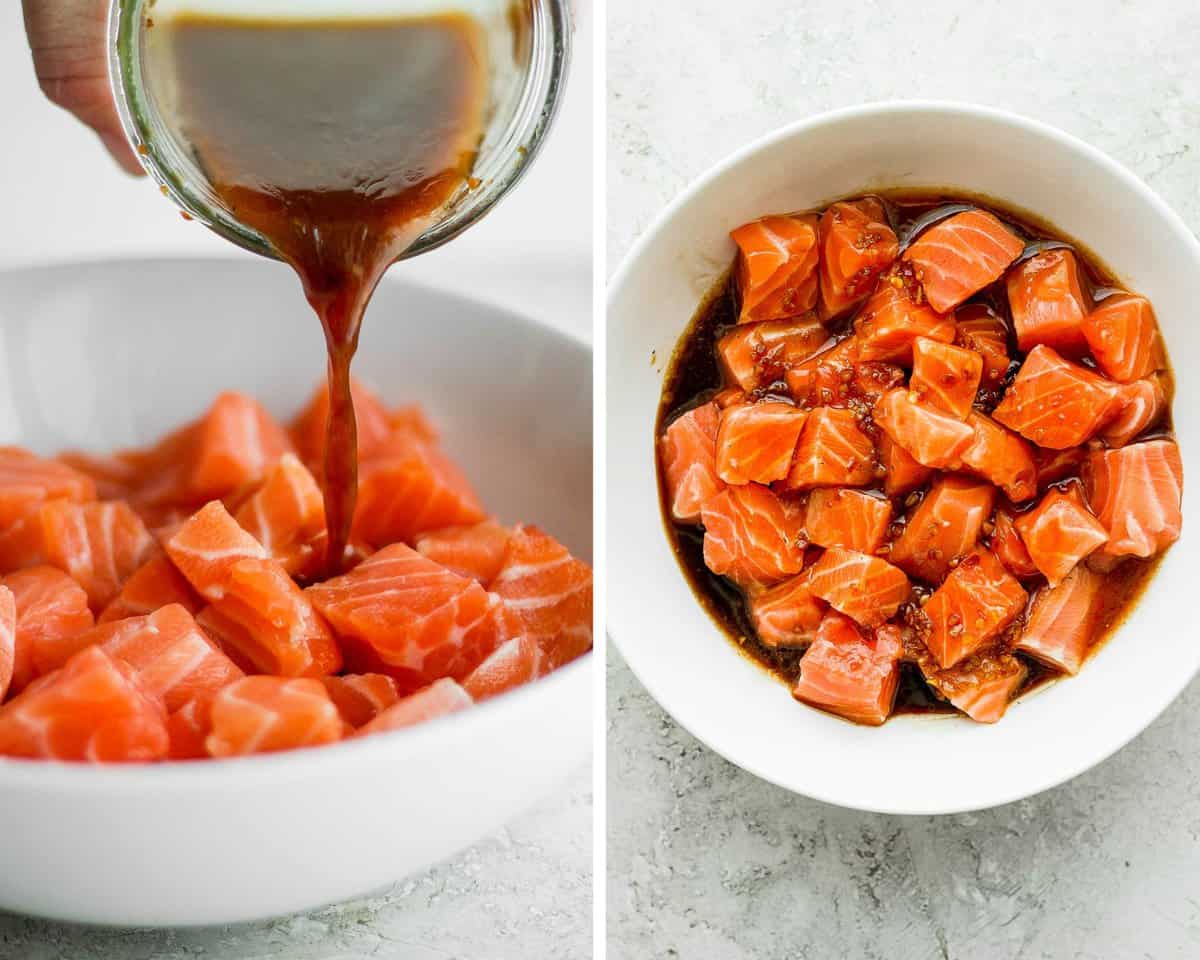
107 0 572 262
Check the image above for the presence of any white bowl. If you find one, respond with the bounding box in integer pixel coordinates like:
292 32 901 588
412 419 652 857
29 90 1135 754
607 101 1198 815
0 257 592 925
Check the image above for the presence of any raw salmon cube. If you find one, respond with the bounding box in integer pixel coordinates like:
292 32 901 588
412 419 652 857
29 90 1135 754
748 575 824 649
0 447 97 514
413 520 513 585
889 476 996 584
715 402 808 485
186 392 294 502
959 411 1038 503
806 548 910 628
233 453 326 578
166 694 212 760
1007 249 1090 354
290 377 394 467
307 543 515 691
659 402 724 524
791 610 902 726
1016 565 1104 674
854 277 956 363
903 209 1025 313
321 674 402 727
817 198 899 319
701 484 806 589
805 488 892 554
1014 483 1108 586
877 433 933 499
39 499 156 612
166 502 342 678
713 387 748 409
783 338 859 407
388 404 440 446
490 524 593 670
462 634 545 701
55 451 142 502
731 214 820 323
0 500 50 577
2 565 94 695
99 554 202 623
873 389 975 470
992 345 1122 449
0 586 14 703
955 304 1012 386
922 548 1026 668
784 408 876 489
1083 439 1183 564
42 604 244 713
351 429 487 547
205 676 342 757
358 678 474 735
717 317 829 391
918 645 1026 723
909 337 983 420
0 646 168 762
1082 294 1164 383
1100 376 1167 448
989 506 1039 579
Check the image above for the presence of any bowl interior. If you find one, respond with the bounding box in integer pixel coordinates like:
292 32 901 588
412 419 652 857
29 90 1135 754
608 102 1199 814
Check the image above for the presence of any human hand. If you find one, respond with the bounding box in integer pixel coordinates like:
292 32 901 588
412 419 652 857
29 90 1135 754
22 0 144 175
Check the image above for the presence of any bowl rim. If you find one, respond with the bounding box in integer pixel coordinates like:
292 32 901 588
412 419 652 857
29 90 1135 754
607 98 1199 815
0 256 593 793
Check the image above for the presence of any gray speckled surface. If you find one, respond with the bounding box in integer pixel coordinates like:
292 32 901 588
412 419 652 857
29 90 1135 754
0 765 590 960
607 1 1200 957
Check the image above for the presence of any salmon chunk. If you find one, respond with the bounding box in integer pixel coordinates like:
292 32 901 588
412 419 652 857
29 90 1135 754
890 476 996 584
791 611 902 726
804 488 893 554
413 520 513 585
205 676 342 757
0 449 99 574
351 429 487 548
0 646 168 762
307 543 514 691
731 214 820 323
854 278 956 363
1014 484 1108 586
903 209 1025 313
784 408 876 489
99 554 201 623
233 453 326 578
989 506 1039 579
358 678 474 735
922 548 1026 668
873 389 975 470
748 575 824 648
166 501 342 678
992 345 1122 449
817 198 900 319
955 304 1012 387
489 524 593 671
39 499 156 612
1100 377 1167 447
959 412 1038 503
2 565 94 695
715 402 808 485
1083 439 1183 564
806 548 910 628
909 337 983 419
462 634 545 701
785 341 904 410
1082 294 1164 383
659 402 724 524
877 433 933 499
321 673 401 728
701 484 806 589
1007 249 1090 354
184 391 295 503
717 317 829 391
1016 566 1104 674
918 645 1026 723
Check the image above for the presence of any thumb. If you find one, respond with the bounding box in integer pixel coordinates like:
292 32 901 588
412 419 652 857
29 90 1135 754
22 0 145 176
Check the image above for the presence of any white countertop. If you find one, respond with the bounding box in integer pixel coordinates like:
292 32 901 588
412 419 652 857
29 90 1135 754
608 1 1200 958
0 5 593 957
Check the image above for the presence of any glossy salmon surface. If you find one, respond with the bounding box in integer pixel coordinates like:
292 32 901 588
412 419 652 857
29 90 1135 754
1007 249 1090 355
904 209 1024 313
818 198 899 319
806 548 910 629
731 215 820 323
792 611 901 726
